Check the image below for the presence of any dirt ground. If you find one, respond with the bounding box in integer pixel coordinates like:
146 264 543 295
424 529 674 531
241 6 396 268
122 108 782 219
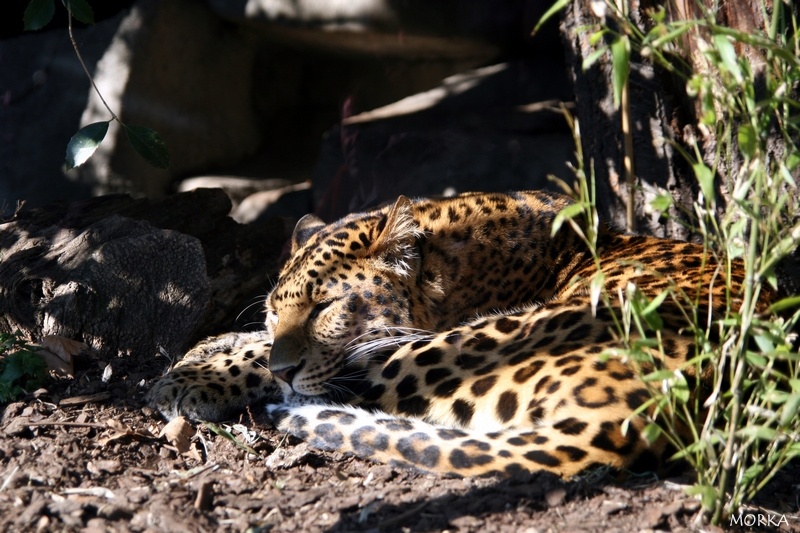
1 351 798 533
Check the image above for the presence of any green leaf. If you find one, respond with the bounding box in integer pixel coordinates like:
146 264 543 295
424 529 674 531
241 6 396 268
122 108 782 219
737 124 757 159
787 151 800 171
744 350 767 367
752 332 775 353
642 289 670 316
551 203 585 236
649 193 672 215
1 355 25 383
643 309 663 331
589 30 607 47
0 350 47 401
650 22 695 48
0 381 23 404
700 90 716 126
643 369 675 382
670 371 690 403
582 47 608 71
532 0 571 36
726 217 746 259
713 34 743 83
649 6 665 23
768 296 800 314
21 350 47 376
123 124 170 169
65 121 109 170
692 161 715 202
740 463 764 486
736 425 776 441
685 484 718 511
65 0 94 24
610 35 630 109
642 423 663 444
203 422 258 455
23 0 55 31
641 290 669 332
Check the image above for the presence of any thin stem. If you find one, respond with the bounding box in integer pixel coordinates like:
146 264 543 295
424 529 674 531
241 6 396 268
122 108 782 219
67 6 118 122
622 77 635 232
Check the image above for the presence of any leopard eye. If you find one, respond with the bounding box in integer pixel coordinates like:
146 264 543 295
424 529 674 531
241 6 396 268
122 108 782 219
309 300 333 320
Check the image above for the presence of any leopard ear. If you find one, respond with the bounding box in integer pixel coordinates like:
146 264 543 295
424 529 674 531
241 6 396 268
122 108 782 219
368 196 421 275
291 213 326 255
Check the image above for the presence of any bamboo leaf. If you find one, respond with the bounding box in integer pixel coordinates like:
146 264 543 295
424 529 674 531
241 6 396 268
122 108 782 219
736 425 776 441
582 47 608 71
713 34 743 83
693 162 715 202
532 0 571 36
610 35 630 109
551 203 585 236
737 124 757 159
649 193 672 215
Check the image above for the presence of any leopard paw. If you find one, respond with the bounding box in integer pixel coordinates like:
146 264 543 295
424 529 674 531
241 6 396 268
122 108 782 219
148 333 279 421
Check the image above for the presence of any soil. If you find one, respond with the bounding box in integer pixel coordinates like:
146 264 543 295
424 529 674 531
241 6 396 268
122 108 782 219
1 351 798 533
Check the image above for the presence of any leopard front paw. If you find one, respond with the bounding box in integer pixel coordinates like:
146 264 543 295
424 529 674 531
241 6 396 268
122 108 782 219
148 333 279 421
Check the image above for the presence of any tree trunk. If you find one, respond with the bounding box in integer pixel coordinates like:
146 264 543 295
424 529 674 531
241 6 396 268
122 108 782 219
560 0 799 238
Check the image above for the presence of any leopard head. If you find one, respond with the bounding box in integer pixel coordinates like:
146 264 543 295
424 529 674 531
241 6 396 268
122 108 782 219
265 196 424 395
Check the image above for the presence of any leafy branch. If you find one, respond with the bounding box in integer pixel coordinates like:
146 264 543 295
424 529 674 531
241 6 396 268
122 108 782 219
23 0 170 170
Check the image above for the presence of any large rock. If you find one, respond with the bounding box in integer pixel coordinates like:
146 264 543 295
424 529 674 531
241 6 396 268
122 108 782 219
310 60 575 220
0 189 287 359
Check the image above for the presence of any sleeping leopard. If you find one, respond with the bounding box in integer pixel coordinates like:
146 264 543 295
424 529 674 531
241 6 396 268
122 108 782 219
148 190 774 477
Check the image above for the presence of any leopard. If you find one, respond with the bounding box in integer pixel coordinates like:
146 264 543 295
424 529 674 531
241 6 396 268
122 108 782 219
149 190 773 478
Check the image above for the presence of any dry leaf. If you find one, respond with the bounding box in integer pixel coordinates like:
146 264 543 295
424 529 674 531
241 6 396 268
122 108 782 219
159 416 194 454
96 419 134 446
35 335 88 377
34 349 73 377
39 335 88 360
95 419 154 446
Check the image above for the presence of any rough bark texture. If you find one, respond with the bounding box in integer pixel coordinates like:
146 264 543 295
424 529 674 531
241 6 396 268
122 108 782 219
561 0 799 240
561 2 700 239
0 189 287 360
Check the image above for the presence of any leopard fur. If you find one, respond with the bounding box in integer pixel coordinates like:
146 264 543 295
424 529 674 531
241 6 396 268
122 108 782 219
149 190 771 477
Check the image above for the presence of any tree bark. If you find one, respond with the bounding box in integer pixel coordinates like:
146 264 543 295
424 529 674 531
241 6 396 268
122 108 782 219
560 0 798 238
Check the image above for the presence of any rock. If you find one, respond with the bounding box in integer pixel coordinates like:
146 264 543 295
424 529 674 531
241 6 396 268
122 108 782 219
0 189 287 359
177 177 293 208
232 182 312 224
311 60 574 220
76 0 262 197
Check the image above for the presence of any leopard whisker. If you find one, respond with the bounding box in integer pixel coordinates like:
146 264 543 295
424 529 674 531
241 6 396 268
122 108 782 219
236 295 269 323
322 371 368 399
343 327 435 349
344 330 435 365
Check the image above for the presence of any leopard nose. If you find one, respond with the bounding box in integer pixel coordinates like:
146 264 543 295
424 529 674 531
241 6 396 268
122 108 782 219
271 360 303 385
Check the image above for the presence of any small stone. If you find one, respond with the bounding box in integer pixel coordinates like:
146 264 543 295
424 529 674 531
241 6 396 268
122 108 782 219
545 487 567 507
